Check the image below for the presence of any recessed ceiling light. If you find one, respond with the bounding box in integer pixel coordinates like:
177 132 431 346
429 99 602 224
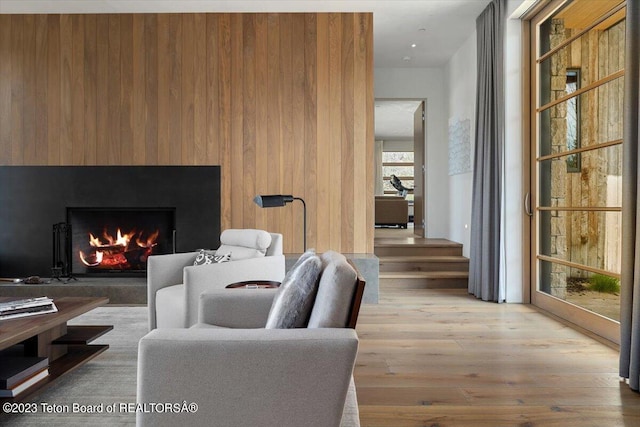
411 43 417 48
402 56 411 61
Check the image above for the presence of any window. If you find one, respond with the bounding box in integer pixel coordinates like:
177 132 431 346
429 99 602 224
382 152 414 195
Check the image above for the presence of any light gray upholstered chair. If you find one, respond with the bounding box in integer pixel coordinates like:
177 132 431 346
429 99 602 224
147 229 285 329
137 250 364 427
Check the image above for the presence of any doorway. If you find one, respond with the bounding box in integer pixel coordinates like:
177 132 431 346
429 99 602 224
528 0 625 343
374 99 426 237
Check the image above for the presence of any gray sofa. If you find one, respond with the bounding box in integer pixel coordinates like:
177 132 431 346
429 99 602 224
375 195 409 228
137 250 363 427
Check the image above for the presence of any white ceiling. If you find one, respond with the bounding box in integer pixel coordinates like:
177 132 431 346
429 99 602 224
0 0 496 140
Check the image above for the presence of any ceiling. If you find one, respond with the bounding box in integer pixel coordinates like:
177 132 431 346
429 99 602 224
0 0 500 141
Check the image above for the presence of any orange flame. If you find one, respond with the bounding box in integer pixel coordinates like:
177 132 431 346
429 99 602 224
81 227 160 268
137 229 160 248
89 233 102 247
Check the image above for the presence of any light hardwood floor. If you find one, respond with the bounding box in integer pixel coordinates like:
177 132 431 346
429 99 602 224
354 275 640 426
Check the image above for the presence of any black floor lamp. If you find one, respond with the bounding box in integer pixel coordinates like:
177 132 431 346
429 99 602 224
253 195 307 251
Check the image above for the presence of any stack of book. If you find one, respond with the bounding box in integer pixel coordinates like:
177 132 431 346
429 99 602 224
0 357 49 397
0 297 58 321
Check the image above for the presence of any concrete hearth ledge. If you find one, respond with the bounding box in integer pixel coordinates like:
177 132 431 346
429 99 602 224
0 253 379 306
0 277 147 305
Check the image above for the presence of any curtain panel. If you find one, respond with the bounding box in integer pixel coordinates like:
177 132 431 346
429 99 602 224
469 0 506 302
620 0 640 391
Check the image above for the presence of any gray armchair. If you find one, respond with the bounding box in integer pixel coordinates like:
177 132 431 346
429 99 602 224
137 328 358 427
137 250 364 427
147 229 285 329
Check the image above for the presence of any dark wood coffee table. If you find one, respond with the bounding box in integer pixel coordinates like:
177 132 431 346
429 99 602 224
0 297 112 402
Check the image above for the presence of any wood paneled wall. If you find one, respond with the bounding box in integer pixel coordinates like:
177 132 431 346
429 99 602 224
0 13 374 253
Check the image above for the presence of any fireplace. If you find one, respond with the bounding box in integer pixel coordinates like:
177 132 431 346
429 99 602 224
0 166 221 278
68 208 176 276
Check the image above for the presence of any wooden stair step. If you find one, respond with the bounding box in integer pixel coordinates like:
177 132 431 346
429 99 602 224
374 238 462 248
381 271 469 279
380 271 469 289
378 256 469 272
375 245 463 257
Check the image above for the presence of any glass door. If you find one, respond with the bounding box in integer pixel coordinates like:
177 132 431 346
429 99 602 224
530 0 626 343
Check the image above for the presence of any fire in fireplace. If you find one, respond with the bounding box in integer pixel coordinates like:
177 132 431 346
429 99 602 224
79 227 160 269
68 208 175 276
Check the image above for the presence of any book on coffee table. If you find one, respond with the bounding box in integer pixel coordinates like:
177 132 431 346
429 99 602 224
0 357 49 389
0 297 58 320
0 368 49 397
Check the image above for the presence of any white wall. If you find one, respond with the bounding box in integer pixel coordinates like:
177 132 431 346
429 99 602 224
444 31 476 258
503 0 525 302
383 140 413 152
374 68 449 238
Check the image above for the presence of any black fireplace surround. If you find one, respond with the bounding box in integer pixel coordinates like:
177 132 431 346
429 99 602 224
0 166 221 278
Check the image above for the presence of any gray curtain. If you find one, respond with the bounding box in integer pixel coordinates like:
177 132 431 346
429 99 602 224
469 0 506 302
620 0 640 391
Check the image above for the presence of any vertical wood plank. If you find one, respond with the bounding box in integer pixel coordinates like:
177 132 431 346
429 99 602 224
341 14 355 252
278 14 293 247
206 14 220 166
304 14 318 252
11 15 24 165
0 15 12 164
254 14 269 231
71 15 85 165
107 15 121 165
23 16 37 164
193 14 207 165
132 14 146 165
95 15 109 164
230 14 244 228
243 14 256 228
218 14 232 230
365 13 375 253
266 14 281 236
316 13 330 251
291 15 306 253
59 14 72 164
181 14 195 165
353 14 368 253
35 15 49 165
144 14 158 165
157 14 170 164
83 15 97 165
168 14 182 165
47 15 60 165
119 15 133 165
328 13 343 250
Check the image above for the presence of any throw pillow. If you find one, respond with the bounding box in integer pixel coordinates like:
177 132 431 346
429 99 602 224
307 251 358 328
193 249 231 266
214 252 232 263
265 254 322 329
289 249 316 271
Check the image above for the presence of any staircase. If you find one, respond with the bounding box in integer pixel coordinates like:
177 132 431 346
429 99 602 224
375 236 469 289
